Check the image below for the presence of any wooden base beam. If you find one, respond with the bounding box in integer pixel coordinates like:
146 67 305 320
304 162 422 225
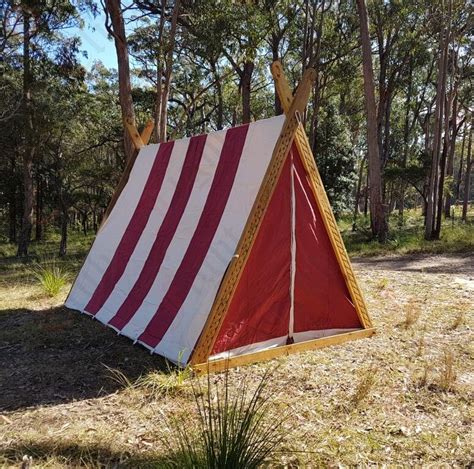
193 328 376 374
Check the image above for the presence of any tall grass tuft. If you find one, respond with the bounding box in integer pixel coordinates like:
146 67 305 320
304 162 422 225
32 263 69 297
437 350 457 392
399 304 422 330
346 365 378 410
163 369 288 468
105 354 191 398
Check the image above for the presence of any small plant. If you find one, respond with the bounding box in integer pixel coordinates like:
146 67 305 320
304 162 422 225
105 353 192 398
414 351 457 392
375 277 389 290
163 368 288 468
135 366 192 397
416 330 426 357
399 304 421 330
449 311 465 330
32 263 69 297
437 350 457 392
341 365 377 411
416 362 432 388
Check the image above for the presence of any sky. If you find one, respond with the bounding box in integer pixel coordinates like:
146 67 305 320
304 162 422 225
67 10 118 70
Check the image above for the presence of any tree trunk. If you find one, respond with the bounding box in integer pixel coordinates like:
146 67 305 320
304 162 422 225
35 174 43 241
356 0 387 242
271 33 282 115
399 58 414 223
241 60 254 124
444 77 459 217
104 0 136 161
455 119 467 200
159 0 180 142
17 11 34 257
59 203 68 257
8 154 17 244
434 110 449 239
212 61 224 130
425 3 450 240
462 117 473 222
353 155 366 230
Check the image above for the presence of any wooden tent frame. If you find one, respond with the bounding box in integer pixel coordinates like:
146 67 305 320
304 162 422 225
116 62 374 373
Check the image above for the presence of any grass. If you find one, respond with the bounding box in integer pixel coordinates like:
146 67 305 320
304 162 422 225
0 212 473 466
106 358 192 398
398 301 422 330
162 370 288 468
346 365 378 410
31 262 69 297
340 207 473 257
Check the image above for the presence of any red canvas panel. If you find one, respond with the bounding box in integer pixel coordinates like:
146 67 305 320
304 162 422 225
212 156 292 354
138 124 249 348
292 146 362 331
85 141 175 315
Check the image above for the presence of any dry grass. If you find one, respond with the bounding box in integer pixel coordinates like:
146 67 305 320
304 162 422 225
399 301 422 330
0 252 473 467
449 310 466 330
437 350 457 392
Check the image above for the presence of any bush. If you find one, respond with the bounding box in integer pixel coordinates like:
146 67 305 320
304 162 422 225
163 369 288 468
32 263 69 297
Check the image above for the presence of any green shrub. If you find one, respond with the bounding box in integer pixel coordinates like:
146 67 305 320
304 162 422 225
163 369 288 468
32 263 69 297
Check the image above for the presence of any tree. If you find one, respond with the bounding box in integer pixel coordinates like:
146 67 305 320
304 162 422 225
356 0 388 242
103 0 136 159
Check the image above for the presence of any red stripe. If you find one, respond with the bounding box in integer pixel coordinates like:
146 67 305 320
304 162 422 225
108 135 207 330
138 124 249 348
85 142 174 315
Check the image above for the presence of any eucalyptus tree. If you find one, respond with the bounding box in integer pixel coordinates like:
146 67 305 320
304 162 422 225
2 0 84 256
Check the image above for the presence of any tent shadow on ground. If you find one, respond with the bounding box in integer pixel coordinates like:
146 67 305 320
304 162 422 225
0 440 170 467
0 305 168 412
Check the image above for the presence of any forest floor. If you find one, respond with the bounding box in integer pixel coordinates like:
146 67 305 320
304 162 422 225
0 217 473 467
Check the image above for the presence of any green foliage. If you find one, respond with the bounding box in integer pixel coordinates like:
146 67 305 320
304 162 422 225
32 262 69 297
1 0 472 251
316 104 357 217
163 370 288 468
342 208 474 257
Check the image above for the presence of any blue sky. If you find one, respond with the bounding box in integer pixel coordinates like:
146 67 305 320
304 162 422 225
67 10 118 70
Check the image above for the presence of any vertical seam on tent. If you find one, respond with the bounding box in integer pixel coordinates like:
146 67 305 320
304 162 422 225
289 151 296 340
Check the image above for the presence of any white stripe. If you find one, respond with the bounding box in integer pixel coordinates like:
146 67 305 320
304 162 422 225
208 328 360 361
156 115 285 364
118 128 227 340
66 145 160 311
94 139 189 324
288 156 296 339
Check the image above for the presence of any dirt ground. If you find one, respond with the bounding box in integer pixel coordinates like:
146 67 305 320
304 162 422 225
0 252 473 467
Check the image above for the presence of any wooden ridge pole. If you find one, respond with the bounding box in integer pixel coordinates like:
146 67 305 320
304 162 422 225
270 61 372 329
190 67 317 366
99 119 154 229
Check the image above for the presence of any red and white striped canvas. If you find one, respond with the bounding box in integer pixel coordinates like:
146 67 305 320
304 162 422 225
66 116 286 365
67 114 364 366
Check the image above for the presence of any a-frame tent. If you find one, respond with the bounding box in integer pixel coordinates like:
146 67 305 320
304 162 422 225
66 62 374 372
